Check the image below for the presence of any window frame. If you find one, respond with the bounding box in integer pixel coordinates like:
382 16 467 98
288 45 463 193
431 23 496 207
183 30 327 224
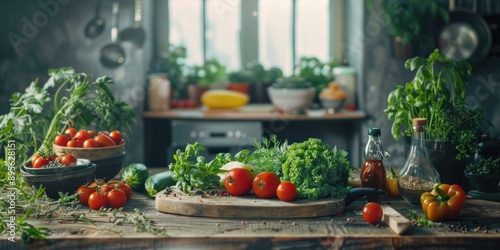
156 0 346 69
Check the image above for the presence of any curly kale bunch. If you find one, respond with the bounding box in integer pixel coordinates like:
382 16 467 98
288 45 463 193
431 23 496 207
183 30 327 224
281 138 351 200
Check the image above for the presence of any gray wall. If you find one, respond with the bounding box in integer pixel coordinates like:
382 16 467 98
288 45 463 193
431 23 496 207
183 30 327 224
0 0 154 165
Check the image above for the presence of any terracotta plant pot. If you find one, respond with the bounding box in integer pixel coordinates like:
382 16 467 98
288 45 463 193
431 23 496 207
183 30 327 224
226 83 250 96
392 36 415 60
187 84 209 106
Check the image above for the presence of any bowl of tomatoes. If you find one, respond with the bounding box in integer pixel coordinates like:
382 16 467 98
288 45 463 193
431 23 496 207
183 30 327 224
52 128 125 161
52 128 126 180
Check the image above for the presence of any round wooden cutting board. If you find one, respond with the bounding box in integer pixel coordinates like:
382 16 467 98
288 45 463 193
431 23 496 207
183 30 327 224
154 189 346 219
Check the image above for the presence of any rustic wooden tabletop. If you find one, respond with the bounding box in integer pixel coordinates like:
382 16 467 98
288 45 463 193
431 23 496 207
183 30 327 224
4 170 500 250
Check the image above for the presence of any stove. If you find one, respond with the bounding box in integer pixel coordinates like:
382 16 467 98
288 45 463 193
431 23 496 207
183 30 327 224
168 121 262 162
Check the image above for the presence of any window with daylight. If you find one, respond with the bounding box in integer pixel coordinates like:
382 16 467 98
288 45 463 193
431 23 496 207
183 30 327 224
168 0 344 75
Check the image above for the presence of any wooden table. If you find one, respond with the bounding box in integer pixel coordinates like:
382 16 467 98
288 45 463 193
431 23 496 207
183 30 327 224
5 170 500 249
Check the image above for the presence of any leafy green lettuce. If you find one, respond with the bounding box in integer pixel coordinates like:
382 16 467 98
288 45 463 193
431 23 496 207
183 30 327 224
281 138 350 200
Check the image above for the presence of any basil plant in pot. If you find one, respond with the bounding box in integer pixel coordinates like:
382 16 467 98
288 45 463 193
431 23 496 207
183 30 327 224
384 49 487 189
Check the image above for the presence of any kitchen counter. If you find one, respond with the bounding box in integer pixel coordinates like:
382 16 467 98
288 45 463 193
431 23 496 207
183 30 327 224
143 104 366 121
143 105 367 168
5 169 500 250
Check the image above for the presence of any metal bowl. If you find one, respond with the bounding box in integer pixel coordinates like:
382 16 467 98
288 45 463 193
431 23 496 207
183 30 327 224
20 163 96 199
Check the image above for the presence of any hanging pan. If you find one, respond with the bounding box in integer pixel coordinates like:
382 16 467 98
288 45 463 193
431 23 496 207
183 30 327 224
99 1 126 68
438 0 492 65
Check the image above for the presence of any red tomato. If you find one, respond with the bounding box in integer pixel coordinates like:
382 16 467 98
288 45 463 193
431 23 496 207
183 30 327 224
75 129 91 142
94 134 116 147
276 181 297 202
83 138 99 148
67 139 83 148
54 134 70 146
108 180 133 200
76 185 95 205
362 202 384 224
87 130 96 138
98 183 114 196
252 172 281 199
31 153 41 167
88 192 108 210
61 153 77 166
88 180 105 189
33 157 50 168
107 189 127 208
99 130 110 136
224 168 253 196
65 127 77 138
109 130 123 145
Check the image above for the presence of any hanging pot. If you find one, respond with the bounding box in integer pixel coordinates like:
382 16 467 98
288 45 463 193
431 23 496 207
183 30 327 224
119 0 146 47
438 0 492 65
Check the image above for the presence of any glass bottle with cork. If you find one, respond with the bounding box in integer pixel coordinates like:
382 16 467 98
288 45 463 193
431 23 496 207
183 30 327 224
398 118 440 205
360 127 389 193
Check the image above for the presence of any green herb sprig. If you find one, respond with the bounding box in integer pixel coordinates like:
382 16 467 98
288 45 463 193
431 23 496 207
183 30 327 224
169 142 242 193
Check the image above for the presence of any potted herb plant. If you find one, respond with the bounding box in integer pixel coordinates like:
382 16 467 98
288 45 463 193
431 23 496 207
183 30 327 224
384 49 487 189
464 156 500 193
226 68 255 95
155 45 187 99
186 59 226 106
376 0 449 59
294 57 339 99
244 62 283 103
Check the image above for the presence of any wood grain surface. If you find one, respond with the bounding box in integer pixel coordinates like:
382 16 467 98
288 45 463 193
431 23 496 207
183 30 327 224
155 189 346 218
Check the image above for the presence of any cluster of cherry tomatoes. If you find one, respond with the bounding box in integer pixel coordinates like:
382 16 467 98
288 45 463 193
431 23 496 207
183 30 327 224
54 128 124 148
169 99 197 109
224 169 297 202
76 180 133 210
31 152 77 168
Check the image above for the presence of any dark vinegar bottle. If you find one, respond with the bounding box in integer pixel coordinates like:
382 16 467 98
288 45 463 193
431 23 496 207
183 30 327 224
360 128 388 195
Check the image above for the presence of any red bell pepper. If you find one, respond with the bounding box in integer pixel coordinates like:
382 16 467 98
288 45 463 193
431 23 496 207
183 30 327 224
420 183 466 222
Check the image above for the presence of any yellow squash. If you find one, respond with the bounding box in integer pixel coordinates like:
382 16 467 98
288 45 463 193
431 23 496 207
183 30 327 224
201 90 249 109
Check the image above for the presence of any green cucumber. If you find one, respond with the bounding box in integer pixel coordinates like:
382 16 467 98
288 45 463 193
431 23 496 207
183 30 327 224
121 163 150 190
145 170 176 198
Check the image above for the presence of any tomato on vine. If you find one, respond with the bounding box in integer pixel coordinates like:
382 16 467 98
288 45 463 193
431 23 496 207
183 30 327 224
107 189 127 208
76 185 95 205
88 192 108 210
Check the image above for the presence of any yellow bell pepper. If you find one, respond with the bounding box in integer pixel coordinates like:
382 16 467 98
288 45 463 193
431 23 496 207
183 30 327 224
385 167 400 197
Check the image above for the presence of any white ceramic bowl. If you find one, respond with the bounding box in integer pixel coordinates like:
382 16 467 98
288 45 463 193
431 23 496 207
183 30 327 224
267 86 316 113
